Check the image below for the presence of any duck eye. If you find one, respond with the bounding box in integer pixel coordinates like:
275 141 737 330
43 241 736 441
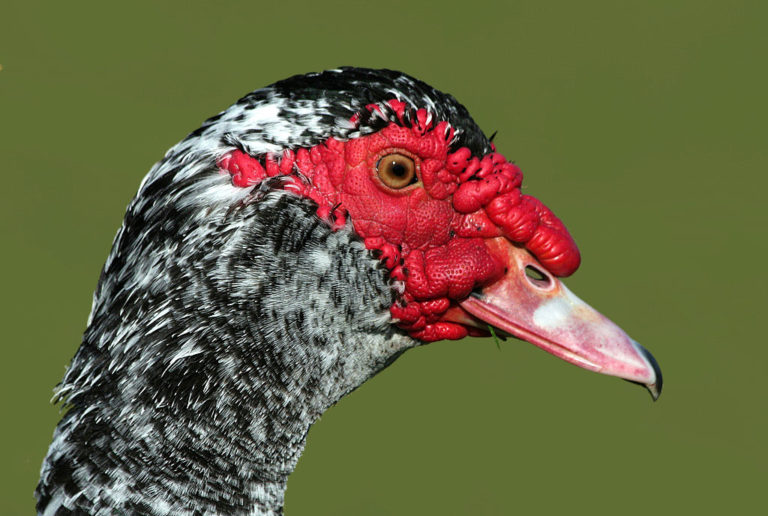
377 153 417 189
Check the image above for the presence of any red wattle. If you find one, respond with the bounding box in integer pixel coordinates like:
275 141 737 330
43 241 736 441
217 99 582 339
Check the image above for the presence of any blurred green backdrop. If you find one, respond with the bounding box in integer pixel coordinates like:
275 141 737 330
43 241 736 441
2 0 766 514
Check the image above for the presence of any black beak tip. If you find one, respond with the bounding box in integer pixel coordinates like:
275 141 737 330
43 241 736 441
641 346 663 401
626 346 663 401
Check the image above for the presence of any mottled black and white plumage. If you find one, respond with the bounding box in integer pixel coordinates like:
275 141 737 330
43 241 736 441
37 67 663 516
36 69 491 515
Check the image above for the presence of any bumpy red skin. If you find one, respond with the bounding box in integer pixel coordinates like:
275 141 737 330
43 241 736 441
219 100 580 342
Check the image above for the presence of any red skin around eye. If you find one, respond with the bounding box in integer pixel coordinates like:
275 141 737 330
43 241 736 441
218 102 580 341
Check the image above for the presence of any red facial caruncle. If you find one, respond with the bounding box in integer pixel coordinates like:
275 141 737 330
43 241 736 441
219 95 661 399
218 99 580 342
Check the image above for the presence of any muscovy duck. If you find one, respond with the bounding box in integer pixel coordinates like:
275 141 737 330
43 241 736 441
36 68 662 516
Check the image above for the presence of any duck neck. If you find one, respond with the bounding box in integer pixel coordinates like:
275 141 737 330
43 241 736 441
37 193 414 515
38 352 316 515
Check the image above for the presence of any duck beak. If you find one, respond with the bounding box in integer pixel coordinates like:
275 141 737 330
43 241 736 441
459 237 662 400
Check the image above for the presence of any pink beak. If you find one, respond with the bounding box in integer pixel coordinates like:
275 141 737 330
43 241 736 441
458 238 662 400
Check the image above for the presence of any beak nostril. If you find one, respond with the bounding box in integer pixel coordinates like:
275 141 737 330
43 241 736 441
524 265 552 289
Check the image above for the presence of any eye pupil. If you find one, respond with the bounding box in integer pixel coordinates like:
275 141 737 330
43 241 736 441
376 153 417 189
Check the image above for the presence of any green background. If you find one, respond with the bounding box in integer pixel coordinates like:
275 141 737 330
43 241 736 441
2 0 766 514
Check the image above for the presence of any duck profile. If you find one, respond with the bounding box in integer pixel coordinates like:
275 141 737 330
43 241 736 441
36 67 661 516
